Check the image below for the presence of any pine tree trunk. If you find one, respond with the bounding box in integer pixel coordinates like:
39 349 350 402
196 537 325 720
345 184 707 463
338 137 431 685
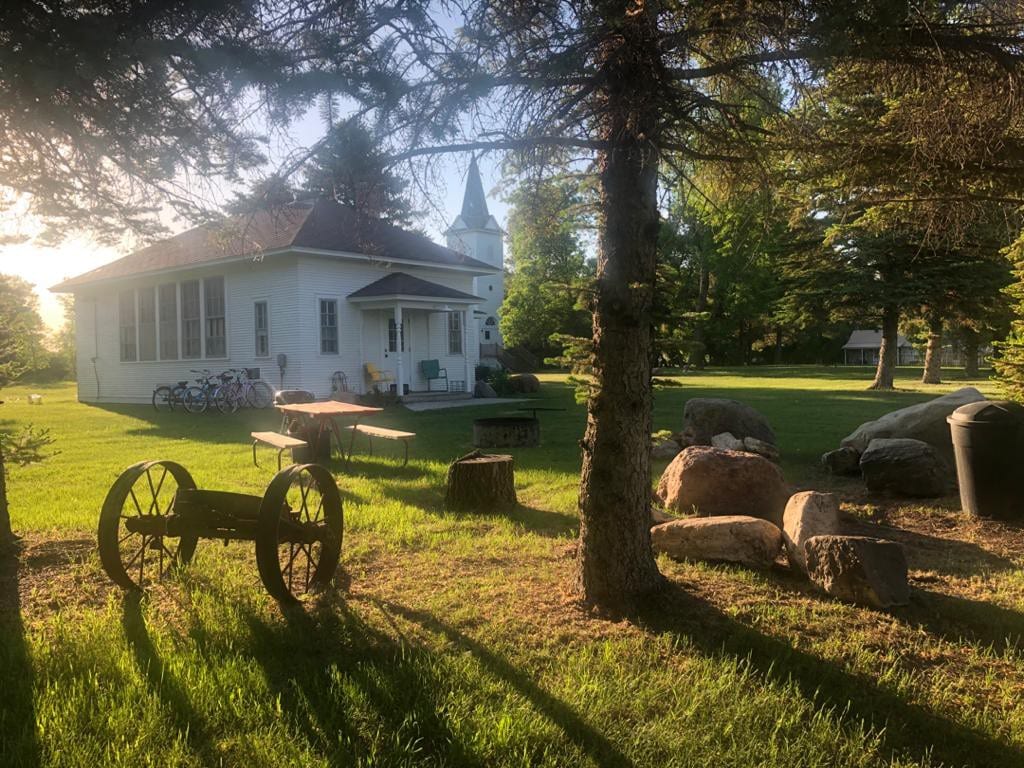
921 316 943 384
575 2 664 613
0 442 13 546
688 266 709 369
774 326 783 364
869 306 899 390
963 328 980 378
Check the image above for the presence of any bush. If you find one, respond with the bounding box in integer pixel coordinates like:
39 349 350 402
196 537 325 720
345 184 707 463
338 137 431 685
486 368 517 397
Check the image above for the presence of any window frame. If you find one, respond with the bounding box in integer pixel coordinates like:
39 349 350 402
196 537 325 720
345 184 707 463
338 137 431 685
137 286 157 361
203 276 227 359
118 289 138 362
254 299 270 358
319 297 339 355
447 311 463 356
158 282 179 360
180 279 202 360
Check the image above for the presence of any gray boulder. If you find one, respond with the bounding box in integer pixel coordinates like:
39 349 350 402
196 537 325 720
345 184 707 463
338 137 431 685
508 373 541 393
710 432 745 451
804 535 910 609
744 436 780 463
651 435 682 460
656 446 790 527
651 515 783 569
822 446 861 476
841 387 985 464
783 491 841 574
859 438 952 498
474 380 497 398
680 398 776 447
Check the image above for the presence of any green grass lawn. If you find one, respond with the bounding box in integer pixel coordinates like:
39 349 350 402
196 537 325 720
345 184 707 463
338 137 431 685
1 368 1022 767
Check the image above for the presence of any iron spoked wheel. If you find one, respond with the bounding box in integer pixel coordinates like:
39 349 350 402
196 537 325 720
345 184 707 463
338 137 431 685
97 460 199 591
183 386 208 414
152 386 174 412
255 464 343 603
247 380 274 409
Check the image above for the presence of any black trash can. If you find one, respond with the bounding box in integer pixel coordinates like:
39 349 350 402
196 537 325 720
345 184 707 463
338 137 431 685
947 400 1024 520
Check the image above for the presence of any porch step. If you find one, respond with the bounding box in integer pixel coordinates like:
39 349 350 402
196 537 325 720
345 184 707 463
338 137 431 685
400 390 473 404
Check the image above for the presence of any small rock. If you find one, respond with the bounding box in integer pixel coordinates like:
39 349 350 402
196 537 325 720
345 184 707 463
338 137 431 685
822 447 861 476
860 438 951 498
474 380 497 398
743 436 780 463
783 491 841 573
508 373 540 394
711 432 745 451
680 398 777 447
651 506 677 526
804 535 910 608
656 446 790 527
651 515 783 568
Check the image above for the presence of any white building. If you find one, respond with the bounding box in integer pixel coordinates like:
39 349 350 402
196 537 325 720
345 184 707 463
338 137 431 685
52 172 504 403
446 157 504 366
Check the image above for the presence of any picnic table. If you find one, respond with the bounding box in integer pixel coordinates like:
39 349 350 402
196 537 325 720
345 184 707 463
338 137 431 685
276 400 383 463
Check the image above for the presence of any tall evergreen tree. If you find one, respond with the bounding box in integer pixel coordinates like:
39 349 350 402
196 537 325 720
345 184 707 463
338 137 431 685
995 236 1024 402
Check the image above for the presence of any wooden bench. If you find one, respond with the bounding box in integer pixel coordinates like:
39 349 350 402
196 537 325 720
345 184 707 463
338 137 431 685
343 424 415 466
251 431 308 471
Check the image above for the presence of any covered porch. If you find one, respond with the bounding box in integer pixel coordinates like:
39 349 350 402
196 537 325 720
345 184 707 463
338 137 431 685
348 273 481 399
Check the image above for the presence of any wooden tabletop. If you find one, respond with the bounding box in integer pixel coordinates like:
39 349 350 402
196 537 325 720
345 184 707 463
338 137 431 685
276 401 383 417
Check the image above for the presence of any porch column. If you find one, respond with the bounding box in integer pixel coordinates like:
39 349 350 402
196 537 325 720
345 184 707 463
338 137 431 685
463 308 472 393
394 304 405 396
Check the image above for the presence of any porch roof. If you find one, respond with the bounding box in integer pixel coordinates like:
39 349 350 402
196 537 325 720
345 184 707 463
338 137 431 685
348 272 483 303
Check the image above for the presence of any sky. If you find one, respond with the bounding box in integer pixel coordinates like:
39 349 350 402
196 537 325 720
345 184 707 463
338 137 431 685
0 107 510 333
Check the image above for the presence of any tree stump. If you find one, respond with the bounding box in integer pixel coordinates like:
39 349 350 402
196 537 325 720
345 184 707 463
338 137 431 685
445 451 517 512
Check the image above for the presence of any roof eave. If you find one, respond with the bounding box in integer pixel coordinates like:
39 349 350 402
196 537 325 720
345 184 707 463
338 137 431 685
348 292 483 304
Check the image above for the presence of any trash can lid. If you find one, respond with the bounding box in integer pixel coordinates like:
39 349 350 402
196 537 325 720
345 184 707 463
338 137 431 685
947 400 1024 424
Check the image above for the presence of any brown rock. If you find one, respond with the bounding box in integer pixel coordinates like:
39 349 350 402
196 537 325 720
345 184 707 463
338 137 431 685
651 515 783 568
782 491 841 573
655 446 790 527
508 373 541 393
804 535 910 609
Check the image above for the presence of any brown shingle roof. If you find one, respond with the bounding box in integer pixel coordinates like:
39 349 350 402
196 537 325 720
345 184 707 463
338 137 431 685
52 199 495 291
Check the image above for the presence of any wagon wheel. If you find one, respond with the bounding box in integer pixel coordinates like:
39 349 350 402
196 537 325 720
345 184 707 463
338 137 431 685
97 460 199 591
255 463 343 603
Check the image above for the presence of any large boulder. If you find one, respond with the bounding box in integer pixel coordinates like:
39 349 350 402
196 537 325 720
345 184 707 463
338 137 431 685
782 491 841 574
508 373 541 394
859 438 952 498
680 398 776 447
656 446 790 527
743 436 780 463
651 515 783 569
804 535 910 609
840 387 985 464
710 432 744 451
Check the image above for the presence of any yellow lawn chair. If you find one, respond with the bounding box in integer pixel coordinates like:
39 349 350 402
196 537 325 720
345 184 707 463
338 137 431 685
364 362 395 392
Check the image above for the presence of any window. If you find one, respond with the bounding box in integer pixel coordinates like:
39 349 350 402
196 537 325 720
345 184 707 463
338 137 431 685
387 318 404 352
118 290 137 362
484 330 491 341
158 283 178 360
447 311 463 355
204 276 226 357
181 280 201 359
137 287 157 361
320 299 338 354
254 301 269 357
484 316 496 326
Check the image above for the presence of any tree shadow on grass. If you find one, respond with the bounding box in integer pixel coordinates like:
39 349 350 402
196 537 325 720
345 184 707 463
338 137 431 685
120 593 219 766
635 582 1024 768
0 550 40 768
373 598 633 768
240 598 483 766
901 588 1024 655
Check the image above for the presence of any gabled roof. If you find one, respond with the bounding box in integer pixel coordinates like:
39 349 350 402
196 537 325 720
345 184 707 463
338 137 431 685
843 330 913 349
52 198 495 291
348 272 482 302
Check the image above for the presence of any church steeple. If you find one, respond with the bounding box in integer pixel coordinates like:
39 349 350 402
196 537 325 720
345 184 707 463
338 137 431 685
459 156 491 230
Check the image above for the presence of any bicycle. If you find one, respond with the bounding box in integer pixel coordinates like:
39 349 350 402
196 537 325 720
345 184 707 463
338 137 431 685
182 370 219 414
151 380 190 412
237 368 274 409
212 370 246 414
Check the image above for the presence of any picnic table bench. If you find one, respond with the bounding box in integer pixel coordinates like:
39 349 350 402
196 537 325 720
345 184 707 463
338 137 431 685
343 424 416 466
251 431 308 470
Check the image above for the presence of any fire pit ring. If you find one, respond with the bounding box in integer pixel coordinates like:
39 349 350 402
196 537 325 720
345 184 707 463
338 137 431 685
473 416 540 448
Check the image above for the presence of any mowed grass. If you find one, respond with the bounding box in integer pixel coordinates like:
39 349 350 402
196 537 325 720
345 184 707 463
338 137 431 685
1 368 1022 768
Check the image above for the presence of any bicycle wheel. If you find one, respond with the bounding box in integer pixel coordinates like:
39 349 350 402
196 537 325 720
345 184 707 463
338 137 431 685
183 386 209 414
152 386 174 412
213 384 240 414
246 380 274 409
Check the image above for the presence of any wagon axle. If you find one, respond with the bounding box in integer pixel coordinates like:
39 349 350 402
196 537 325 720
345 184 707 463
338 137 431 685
98 460 344 603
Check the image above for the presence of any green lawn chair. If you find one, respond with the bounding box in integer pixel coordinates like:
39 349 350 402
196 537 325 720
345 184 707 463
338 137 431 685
420 359 448 391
